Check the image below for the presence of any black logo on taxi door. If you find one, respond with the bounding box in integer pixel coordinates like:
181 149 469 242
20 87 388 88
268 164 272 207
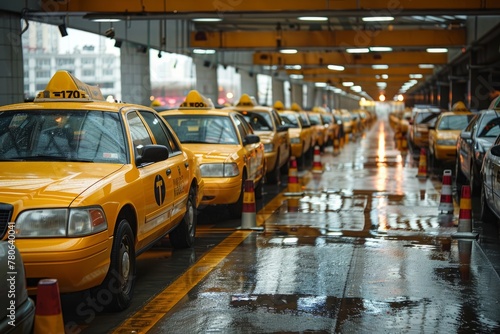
154 175 166 206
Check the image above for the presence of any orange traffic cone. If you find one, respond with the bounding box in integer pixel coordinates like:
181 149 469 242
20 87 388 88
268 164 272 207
312 146 323 174
452 185 478 239
438 169 454 214
416 148 427 178
240 179 263 230
34 279 65 334
284 156 304 196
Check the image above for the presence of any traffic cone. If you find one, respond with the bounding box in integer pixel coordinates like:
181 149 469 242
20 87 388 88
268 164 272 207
284 156 304 196
438 169 454 214
34 279 65 334
416 148 427 178
312 146 323 174
452 185 478 239
240 179 264 231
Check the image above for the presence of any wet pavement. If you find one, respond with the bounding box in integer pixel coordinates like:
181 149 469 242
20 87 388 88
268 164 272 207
68 111 500 333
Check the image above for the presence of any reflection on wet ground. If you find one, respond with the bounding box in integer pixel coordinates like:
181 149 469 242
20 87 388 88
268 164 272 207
144 115 500 333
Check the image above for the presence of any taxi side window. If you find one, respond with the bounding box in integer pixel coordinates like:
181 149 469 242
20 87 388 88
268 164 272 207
234 114 250 141
127 112 153 157
139 110 181 155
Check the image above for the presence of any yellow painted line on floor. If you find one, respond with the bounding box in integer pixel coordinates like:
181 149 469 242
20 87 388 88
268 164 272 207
111 191 288 334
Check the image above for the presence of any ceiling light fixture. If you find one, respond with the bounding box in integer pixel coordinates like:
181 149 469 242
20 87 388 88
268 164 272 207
426 48 448 53
346 48 369 53
298 16 328 21
280 49 298 54
362 16 394 22
92 18 121 22
192 18 223 22
192 48 216 54
342 82 354 87
58 23 68 37
372 64 389 70
315 82 328 87
369 46 393 52
418 64 435 68
327 65 345 71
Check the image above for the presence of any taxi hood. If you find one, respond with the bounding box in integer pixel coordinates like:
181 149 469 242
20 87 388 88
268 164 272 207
181 144 241 163
0 162 125 206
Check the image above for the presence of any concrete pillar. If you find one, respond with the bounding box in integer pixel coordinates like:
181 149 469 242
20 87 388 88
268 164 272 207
194 58 218 104
120 41 151 106
449 66 468 110
241 71 257 99
272 77 284 106
437 82 450 110
469 51 493 111
0 11 23 105
305 83 315 110
290 83 303 109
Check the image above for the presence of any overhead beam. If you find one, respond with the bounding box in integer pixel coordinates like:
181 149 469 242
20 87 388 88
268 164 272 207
290 66 435 76
254 51 449 66
40 0 500 16
190 29 466 50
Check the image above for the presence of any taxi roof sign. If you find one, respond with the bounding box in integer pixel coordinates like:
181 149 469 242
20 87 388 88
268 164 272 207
273 100 285 111
179 90 214 109
291 102 302 112
34 70 104 102
236 94 258 107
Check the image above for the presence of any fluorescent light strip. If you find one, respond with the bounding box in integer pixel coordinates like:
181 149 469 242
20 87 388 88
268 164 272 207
346 48 369 53
298 16 328 21
362 16 394 22
327 65 345 71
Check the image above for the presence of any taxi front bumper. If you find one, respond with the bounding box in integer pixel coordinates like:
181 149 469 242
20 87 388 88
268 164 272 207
200 177 243 205
16 235 112 294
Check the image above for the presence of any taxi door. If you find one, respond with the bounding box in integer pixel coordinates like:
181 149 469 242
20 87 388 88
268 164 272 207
234 113 264 182
127 110 189 250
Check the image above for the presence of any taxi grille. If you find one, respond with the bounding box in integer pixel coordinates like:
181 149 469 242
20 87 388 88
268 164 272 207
0 203 13 239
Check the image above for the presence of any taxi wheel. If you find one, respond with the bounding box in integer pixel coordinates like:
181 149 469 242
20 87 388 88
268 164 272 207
97 219 135 311
170 187 197 249
480 185 497 223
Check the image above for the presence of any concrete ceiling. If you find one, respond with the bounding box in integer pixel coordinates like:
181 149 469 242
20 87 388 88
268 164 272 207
4 0 500 101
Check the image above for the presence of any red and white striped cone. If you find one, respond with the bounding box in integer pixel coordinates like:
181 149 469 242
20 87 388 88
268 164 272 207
284 156 304 196
416 147 427 178
333 137 340 154
240 179 264 231
312 145 323 174
452 185 478 239
34 279 65 334
438 169 454 214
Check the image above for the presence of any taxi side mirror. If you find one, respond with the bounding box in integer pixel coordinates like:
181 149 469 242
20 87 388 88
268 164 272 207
136 144 169 165
243 134 260 145
277 125 290 132
491 145 500 157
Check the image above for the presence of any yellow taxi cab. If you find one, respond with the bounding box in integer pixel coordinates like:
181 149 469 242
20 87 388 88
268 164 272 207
275 102 314 170
335 109 354 135
228 94 290 184
306 108 328 150
159 90 266 218
0 70 204 311
428 104 474 167
291 102 318 150
312 106 339 148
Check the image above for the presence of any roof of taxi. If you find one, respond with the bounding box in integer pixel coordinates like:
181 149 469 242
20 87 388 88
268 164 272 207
229 94 273 112
160 90 238 116
0 70 156 113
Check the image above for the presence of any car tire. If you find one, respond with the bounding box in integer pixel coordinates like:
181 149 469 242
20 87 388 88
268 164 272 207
266 159 280 184
170 186 197 249
95 219 135 312
228 172 246 218
480 185 497 223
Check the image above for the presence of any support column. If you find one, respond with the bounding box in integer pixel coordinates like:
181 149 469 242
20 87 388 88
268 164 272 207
241 71 257 99
449 66 468 110
272 77 284 106
120 42 151 106
469 51 493 111
290 83 303 109
437 82 449 110
0 11 23 105
194 58 218 104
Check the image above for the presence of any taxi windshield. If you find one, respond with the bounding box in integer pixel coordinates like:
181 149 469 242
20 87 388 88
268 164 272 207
0 110 127 163
308 114 321 125
240 111 273 131
164 115 239 144
437 114 474 130
280 114 300 128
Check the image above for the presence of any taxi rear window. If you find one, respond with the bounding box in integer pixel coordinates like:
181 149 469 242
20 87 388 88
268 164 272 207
0 110 127 163
164 115 239 144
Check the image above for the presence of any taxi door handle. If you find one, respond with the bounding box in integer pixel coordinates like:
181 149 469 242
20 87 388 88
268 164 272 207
166 168 171 176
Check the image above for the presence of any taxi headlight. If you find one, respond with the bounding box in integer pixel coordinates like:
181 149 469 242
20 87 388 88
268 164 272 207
264 143 274 152
200 163 239 177
15 207 108 237
437 139 456 146
290 137 301 144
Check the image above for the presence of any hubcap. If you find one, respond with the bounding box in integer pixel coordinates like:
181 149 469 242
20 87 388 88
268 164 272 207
121 243 130 280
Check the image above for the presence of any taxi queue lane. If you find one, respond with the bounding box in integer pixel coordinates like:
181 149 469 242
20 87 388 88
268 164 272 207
60 109 500 333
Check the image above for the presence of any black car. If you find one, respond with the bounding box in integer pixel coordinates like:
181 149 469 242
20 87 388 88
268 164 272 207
456 109 500 195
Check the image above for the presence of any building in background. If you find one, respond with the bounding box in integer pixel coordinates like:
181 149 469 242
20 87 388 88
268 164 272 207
22 21 121 101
